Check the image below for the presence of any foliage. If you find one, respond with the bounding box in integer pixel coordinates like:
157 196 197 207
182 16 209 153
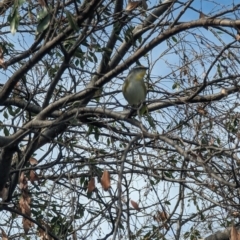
0 0 240 239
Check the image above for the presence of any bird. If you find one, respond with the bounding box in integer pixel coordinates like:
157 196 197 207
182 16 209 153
122 65 148 106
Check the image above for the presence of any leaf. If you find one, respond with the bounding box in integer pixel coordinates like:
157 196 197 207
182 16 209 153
125 1 141 11
197 106 207 116
19 197 31 216
19 172 28 190
130 200 140 211
38 220 52 239
231 226 240 240
8 106 15 116
147 114 156 129
29 157 38 165
30 170 39 184
101 170 110 191
94 126 100 141
22 218 32 234
87 177 95 193
0 187 9 202
1 228 8 240
38 0 46 7
172 82 179 90
3 127 9 136
172 36 178 43
65 10 79 32
89 51 98 63
0 47 5 69
86 124 94 136
37 7 50 33
217 64 222 78
153 211 169 230
8 8 20 35
3 111 8 119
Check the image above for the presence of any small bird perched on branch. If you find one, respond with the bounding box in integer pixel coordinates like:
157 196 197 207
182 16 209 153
122 65 148 106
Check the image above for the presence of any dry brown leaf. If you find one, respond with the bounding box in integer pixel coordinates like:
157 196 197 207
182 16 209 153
0 57 5 69
38 220 53 240
1 228 8 240
181 67 188 76
130 200 140 211
154 211 168 222
197 106 208 116
22 218 32 234
21 191 31 204
101 170 110 191
38 0 46 7
193 77 198 86
236 34 240 41
29 157 38 165
30 170 39 184
125 1 141 11
20 172 25 183
19 172 28 190
230 226 240 240
19 197 31 216
0 47 6 69
153 211 169 230
231 212 240 217
87 177 95 193
19 173 28 190
0 187 9 201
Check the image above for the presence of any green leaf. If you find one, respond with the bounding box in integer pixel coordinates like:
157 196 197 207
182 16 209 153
139 104 147 116
101 47 112 53
3 111 8 119
65 10 79 32
4 127 9 136
18 0 26 5
138 36 142 44
89 51 98 63
150 179 155 185
86 124 94 136
74 48 84 58
75 59 79 66
164 171 173 178
172 82 179 90
81 39 89 47
8 8 20 35
217 64 222 78
72 101 81 108
37 8 50 33
88 56 93 62
94 126 100 141
37 7 48 19
164 201 171 205
114 34 123 42
147 114 156 129
8 106 15 116
15 108 21 114
172 36 178 42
